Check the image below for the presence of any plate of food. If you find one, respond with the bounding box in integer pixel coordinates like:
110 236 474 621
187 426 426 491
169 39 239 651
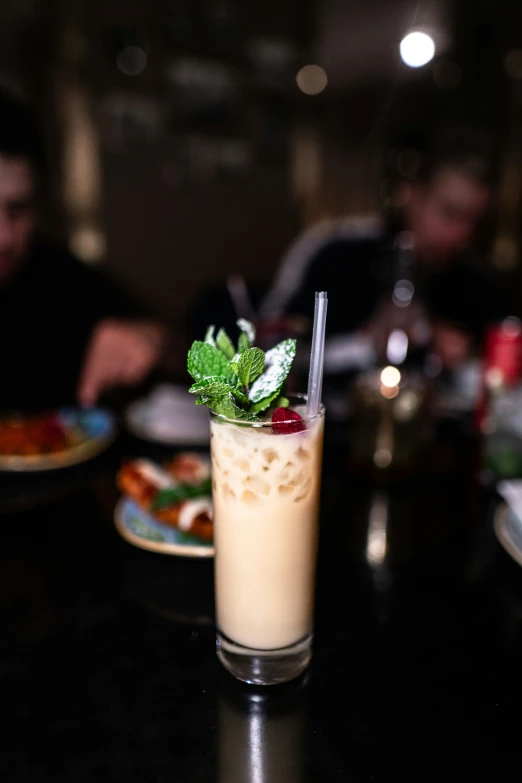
0 408 116 471
126 384 210 446
115 452 214 557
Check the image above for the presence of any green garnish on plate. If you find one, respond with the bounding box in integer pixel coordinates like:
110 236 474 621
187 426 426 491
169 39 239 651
187 320 295 422
152 477 213 510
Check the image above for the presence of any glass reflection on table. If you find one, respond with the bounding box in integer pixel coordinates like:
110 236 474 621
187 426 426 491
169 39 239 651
218 675 309 783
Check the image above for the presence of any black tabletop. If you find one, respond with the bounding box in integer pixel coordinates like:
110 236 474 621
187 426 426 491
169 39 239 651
2 425 522 782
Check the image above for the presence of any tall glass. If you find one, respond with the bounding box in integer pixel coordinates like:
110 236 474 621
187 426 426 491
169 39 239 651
210 397 325 685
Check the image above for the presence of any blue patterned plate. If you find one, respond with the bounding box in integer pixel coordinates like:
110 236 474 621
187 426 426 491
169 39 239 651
0 408 116 472
114 497 215 558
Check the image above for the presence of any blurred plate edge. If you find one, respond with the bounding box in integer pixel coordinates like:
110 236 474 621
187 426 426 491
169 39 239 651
494 504 522 568
125 399 210 446
0 409 116 472
114 496 215 558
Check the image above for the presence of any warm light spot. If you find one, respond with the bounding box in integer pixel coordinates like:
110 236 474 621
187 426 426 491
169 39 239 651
296 64 328 95
380 384 399 400
374 449 392 469
366 492 388 564
394 390 419 422
400 31 435 68
485 367 504 390
69 228 106 263
380 366 401 388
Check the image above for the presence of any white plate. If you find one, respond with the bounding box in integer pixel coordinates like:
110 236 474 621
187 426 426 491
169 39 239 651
126 384 210 446
493 504 522 568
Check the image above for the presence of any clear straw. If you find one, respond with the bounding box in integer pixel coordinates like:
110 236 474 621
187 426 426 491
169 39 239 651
306 291 328 417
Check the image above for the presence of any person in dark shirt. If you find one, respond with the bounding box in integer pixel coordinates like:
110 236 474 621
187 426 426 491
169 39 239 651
0 91 168 411
261 138 505 371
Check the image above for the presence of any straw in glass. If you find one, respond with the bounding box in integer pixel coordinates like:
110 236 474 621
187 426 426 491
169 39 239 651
306 291 328 417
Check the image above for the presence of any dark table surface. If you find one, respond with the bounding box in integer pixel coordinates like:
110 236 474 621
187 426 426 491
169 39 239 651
2 421 522 782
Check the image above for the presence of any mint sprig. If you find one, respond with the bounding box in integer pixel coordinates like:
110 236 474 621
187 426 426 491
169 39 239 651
187 341 235 382
230 347 264 389
237 318 255 348
216 328 235 360
204 325 216 347
187 319 295 420
248 339 296 403
189 376 249 405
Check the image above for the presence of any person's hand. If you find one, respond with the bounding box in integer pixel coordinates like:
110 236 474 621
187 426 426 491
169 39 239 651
431 322 471 370
78 319 167 407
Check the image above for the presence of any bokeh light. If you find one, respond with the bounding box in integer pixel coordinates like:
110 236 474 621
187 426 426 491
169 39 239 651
374 449 392 469
117 46 147 76
386 329 408 365
501 316 521 338
296 64 328 95
380 366 401 388
400 31 435 68
392 279 414 308
69 228 106 263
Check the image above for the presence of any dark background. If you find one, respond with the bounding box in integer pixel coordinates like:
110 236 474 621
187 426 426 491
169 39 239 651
1 0 521 326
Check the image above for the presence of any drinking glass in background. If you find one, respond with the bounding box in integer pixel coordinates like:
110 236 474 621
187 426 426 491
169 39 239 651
349 366 432 472
210 397 325 685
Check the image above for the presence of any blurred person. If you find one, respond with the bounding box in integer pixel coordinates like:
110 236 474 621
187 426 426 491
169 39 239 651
0 91 169 410
261 135 505 371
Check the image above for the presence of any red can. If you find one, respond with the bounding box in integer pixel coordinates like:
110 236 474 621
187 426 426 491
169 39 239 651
475 317 522 432
484 317 522 388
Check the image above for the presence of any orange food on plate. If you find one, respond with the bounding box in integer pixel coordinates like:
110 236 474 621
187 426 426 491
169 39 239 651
117 453 213 542
165 452 211 484
0 413 79 456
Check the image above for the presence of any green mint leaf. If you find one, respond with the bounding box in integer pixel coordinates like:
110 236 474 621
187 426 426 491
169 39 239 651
187 341 235 382
249 386 283 414
189 376 248 405
273 395 289 408
152 477 212 510
198 391 259 421
204 325 216 347
238 332 250 354
248 339 296 405
216 328 236 360
235 347 264 388
237 318 255 346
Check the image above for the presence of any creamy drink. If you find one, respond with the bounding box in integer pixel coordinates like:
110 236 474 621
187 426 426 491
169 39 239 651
211 404 324 674
186 307 327 684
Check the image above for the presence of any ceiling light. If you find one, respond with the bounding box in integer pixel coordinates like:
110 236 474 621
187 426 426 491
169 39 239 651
400 31 435 68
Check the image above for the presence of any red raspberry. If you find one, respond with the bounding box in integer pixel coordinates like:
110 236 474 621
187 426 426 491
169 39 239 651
271 407 305 434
